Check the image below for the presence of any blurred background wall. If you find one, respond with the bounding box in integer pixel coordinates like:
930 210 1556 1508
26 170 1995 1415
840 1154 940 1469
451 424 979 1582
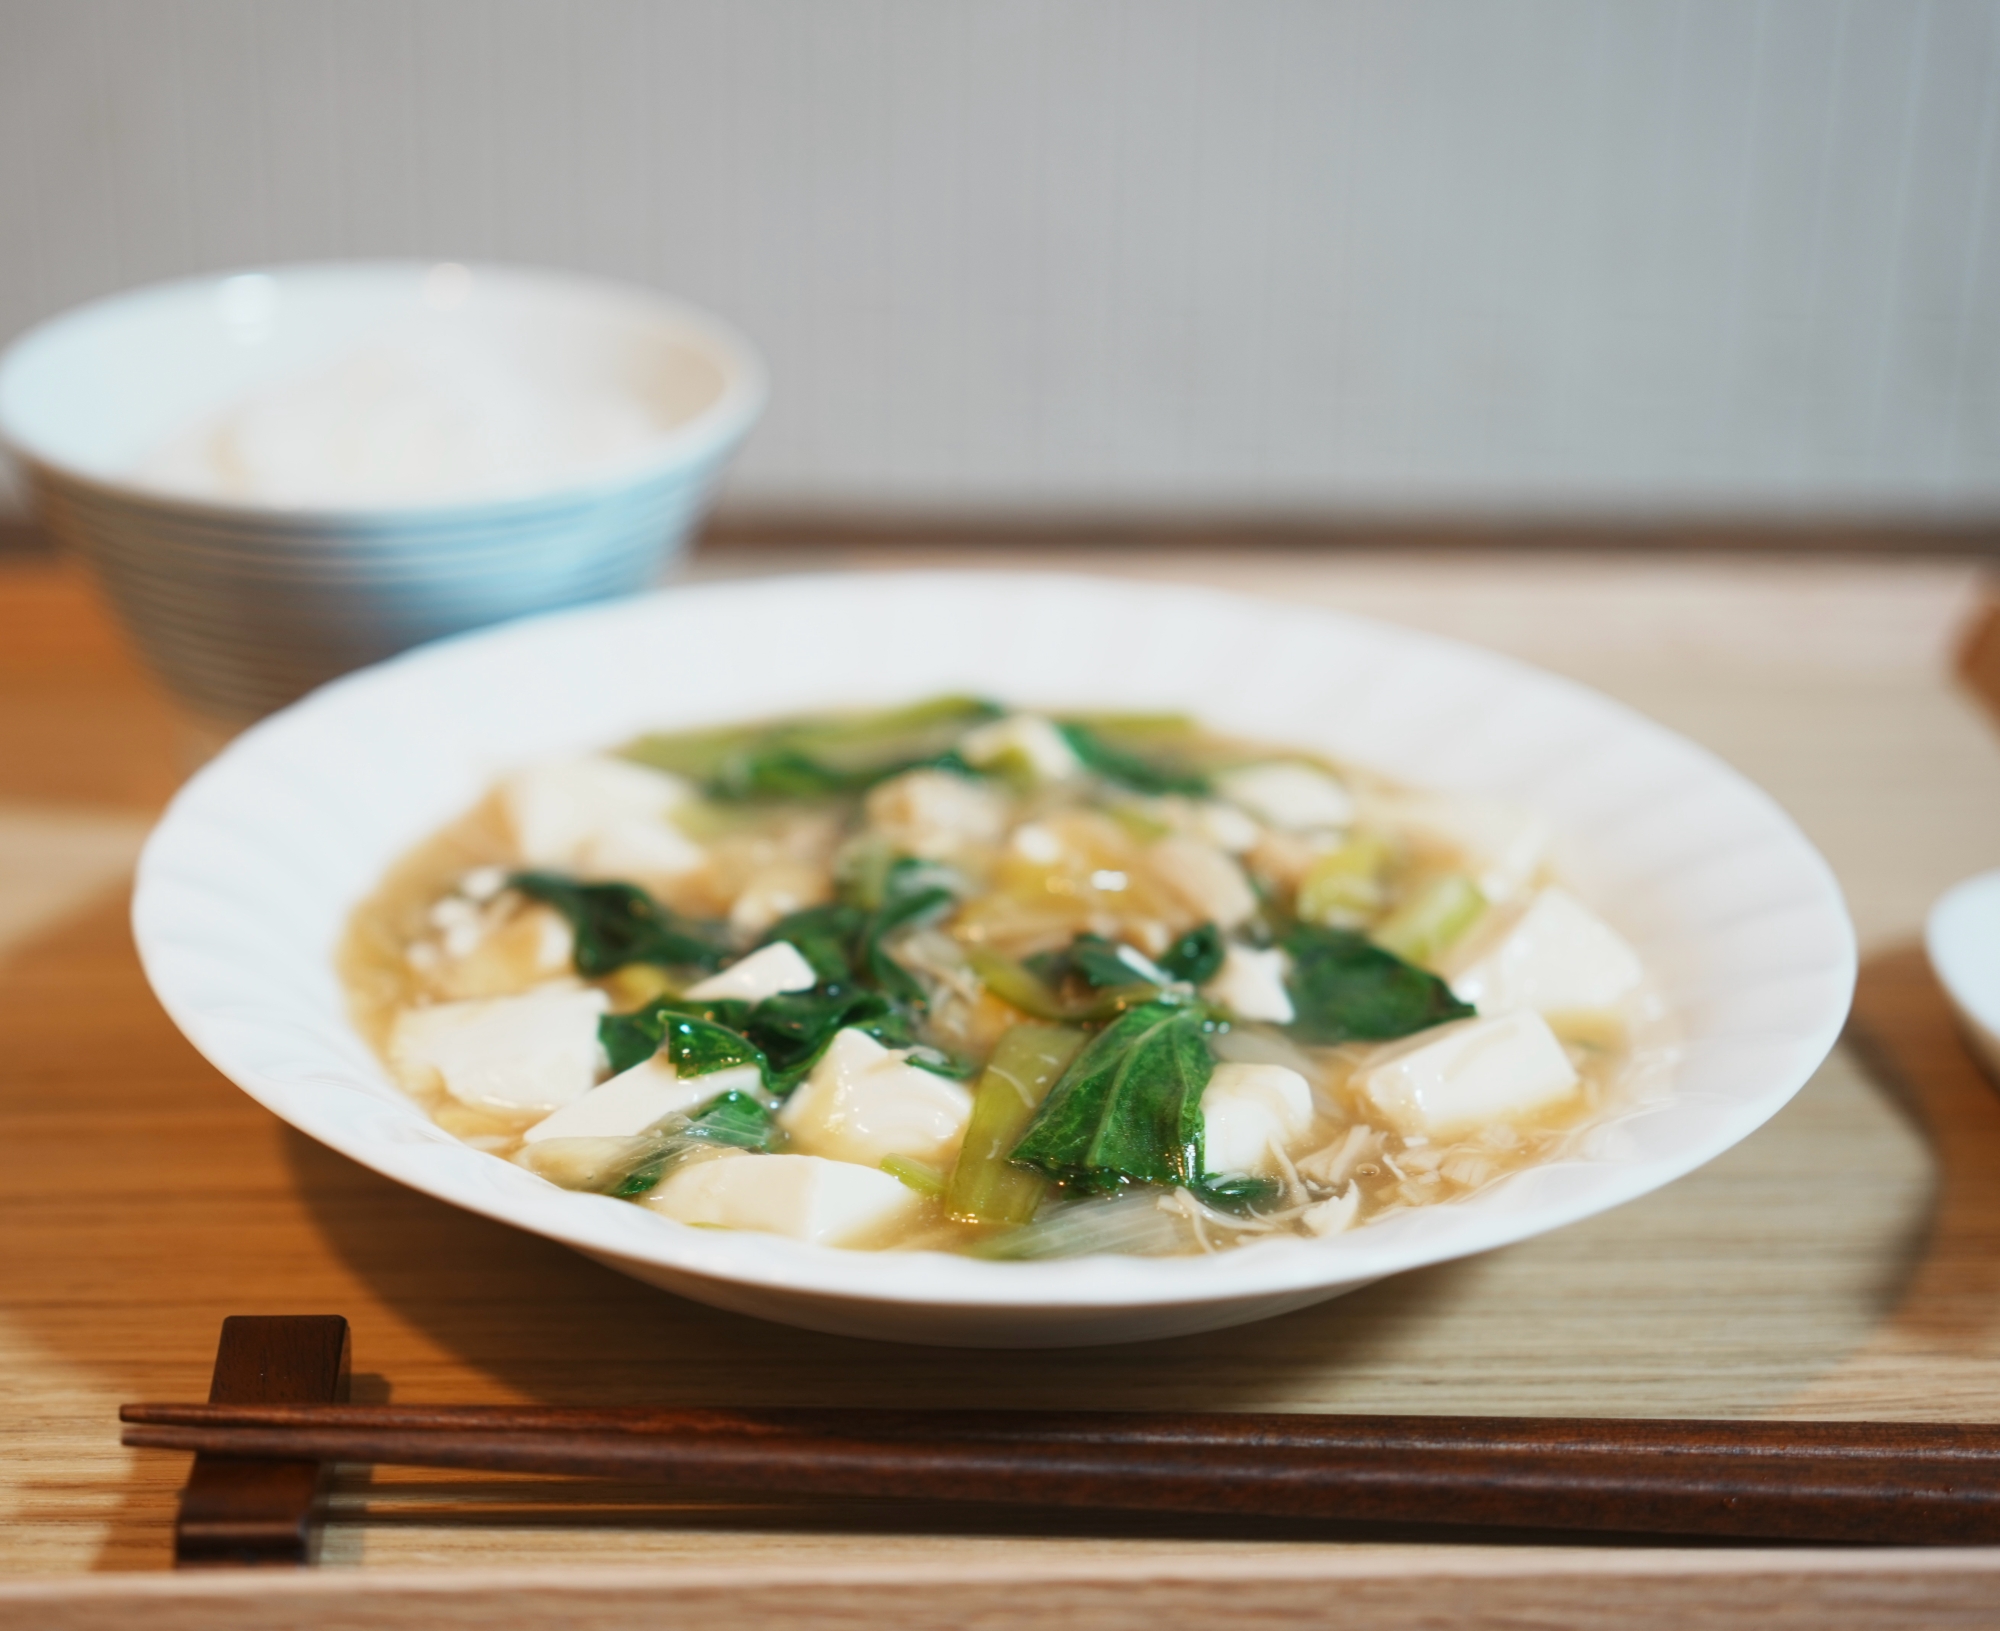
1 0 1996 522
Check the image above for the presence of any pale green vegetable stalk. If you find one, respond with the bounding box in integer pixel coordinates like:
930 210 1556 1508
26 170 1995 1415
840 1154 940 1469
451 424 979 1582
971 1191 1191 1260
1296 831 1396 926
880 1154 947 1197
1372 873 1485 966
945 1022 1087 1224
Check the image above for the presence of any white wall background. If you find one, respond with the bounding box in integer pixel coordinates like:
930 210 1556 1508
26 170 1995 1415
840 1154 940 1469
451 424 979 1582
2 0 1997 518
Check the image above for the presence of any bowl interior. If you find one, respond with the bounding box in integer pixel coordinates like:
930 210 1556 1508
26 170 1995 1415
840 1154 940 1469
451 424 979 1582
0 262 761 509
132 572 1856 1340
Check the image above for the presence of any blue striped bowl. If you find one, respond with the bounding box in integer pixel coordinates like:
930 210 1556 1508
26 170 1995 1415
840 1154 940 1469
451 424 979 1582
0 263 764 724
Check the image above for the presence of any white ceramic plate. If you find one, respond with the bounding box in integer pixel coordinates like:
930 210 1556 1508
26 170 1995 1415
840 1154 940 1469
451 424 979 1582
133 572 1855 1347
1926 869 2000 1084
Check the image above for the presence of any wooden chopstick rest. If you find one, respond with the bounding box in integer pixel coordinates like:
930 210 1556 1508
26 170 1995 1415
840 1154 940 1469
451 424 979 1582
168 1315 350 1567
124 1398 2000 1547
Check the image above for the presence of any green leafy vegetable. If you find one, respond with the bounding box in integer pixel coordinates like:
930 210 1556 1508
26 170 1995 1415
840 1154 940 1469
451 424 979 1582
859 858 959 1007
1055 721 1211 797
1157 922 1225 986
509 873 728 976
599 1007 770 1080
945 1022 1088 1224
614 1090 779 1197
1371 873 1486 966
1281 923 1474 1044
1008 1001 1214 1193
1191 1173 1284 1213
1025 932 1153 993
761 903 866 985
626 696 1005 802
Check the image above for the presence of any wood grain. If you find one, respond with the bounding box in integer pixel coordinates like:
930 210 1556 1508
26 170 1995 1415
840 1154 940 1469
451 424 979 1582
3 553 2000 1620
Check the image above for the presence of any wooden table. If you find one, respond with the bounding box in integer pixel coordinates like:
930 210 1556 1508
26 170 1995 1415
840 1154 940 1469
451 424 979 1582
2 544 1999 1628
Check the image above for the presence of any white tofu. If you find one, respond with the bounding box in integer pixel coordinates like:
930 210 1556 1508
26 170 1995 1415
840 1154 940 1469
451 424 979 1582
684 940 820 1004
646 1151 924 1246
1353 1011 1578 1139
1149 835 1258 929
1200 1061 1316 1177
958 714 1080 781
1187 800 1263 854
1201 943 1295 1023
864 769 1010 859
726 863 828 938
778 1027 975 1169
1364 793 1549 903
501 755 704 880
389 983 609 1113
1217 762 1355 831
521 1056 761 1145
1449 888 1644 1018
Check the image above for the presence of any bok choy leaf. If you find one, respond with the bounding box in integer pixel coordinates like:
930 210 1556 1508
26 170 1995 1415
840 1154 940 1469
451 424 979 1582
1008 1000 1213 1193
1280 923 1474 1044
509 873 729 976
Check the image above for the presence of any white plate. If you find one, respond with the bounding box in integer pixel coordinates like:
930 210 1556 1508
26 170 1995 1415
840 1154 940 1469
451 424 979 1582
1926 869 2000 1083
133 572 1855 1347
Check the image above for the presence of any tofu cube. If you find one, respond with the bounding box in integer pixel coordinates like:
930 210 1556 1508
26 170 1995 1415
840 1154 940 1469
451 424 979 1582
521 1056 761 1145
1148 835 1258 929
389 983 609 1113
1200 1061 1316 1177
778 1028 974 1169
1363 793 1549 903
1353 1011 1578 1139
864 769 1010 859
684 940 820 1004
1216 762 1355 831
958 714 1080 781
645 1151 924 1246
1201 943 1296 1023
1449 888 1644 1018
501 755 704 880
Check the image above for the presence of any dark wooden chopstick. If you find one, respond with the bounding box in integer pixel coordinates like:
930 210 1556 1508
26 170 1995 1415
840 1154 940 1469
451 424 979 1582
121 1404 2000 1545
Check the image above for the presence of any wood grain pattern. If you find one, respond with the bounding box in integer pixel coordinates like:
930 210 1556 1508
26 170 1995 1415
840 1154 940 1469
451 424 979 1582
3 553 2000 1621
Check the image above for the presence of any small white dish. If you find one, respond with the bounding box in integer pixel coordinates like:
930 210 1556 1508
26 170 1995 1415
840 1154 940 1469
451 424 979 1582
132 572 1856 1347
0 262 765 725
1926 870 2000 1083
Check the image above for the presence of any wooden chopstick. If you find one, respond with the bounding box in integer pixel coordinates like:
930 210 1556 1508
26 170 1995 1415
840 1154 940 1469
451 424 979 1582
121 1404 2000 1545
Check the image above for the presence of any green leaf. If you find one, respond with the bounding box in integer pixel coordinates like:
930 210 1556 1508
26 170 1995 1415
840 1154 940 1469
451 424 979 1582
598 1007 767 1079
678 1088 778 1150
1281 923 1475 1044
1033 932 1150 991
760 903 865 985
613 1090 779 1197
1190 1173 1284 1213
1008 1001 1214 1193
1158 923 1225 986
633 696 1006 802
1054 721 1211 797
859 858 959 1008
508 872 729 976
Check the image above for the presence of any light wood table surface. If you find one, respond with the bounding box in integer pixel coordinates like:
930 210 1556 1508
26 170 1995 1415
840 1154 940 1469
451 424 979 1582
2 545 1998 1628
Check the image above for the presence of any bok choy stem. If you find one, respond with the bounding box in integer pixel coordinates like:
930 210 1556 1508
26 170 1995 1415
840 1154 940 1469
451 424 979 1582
945 1022 1088 1224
